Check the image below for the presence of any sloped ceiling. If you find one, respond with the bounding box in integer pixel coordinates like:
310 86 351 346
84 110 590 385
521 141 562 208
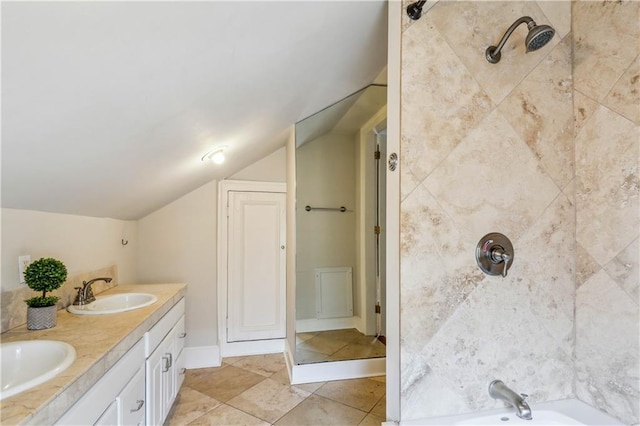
1 1 387 220
296 84 387 147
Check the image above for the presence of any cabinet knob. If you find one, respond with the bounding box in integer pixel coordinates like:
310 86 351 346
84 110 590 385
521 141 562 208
180 368 186 375
179 332 187 338
130 400 144 413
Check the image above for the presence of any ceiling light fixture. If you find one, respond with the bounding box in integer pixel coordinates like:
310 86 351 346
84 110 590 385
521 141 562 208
201 146 227 164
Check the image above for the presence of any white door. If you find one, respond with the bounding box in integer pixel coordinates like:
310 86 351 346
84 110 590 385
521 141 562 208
227 191 286 342
145 346 165 426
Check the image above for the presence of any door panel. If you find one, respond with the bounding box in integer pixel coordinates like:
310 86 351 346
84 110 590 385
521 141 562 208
228 191 286 342
145 347 164 426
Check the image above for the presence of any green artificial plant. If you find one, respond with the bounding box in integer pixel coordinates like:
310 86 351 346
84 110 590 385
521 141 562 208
24 257 68 308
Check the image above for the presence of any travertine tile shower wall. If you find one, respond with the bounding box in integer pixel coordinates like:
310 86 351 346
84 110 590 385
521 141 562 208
399 0 639 423
573 2 639 425
400 0 574 420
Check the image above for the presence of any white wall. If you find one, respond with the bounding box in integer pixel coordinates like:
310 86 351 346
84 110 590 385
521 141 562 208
295 132 357 320
230 147 287 182
1 208 137 292
135 148 287 353
286 130 297 363
1 147 286 360
136 180 218 349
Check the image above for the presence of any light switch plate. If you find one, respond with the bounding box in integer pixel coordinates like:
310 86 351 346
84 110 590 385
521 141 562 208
18 255 31 284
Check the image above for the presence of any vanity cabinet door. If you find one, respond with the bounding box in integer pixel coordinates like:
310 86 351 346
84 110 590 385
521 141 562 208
56 339 144 426
118 367 145 426
145 342 166 426
162 333 178 420
145 315 184 425
144 300 186 426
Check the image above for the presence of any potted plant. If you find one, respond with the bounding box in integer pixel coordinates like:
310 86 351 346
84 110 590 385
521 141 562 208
24 257 67 330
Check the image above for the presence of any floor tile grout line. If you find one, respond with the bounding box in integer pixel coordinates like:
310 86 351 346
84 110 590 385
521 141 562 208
225 365 318 425
172 353 386 426
225 376 312 425
179 397 220 426
230 377 374 425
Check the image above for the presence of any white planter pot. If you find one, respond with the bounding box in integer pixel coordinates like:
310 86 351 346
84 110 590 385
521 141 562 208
27 305 57 330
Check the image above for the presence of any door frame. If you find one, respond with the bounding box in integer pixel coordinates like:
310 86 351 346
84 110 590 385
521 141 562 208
217 179 287 357
386 0 402 421
357 107 387 337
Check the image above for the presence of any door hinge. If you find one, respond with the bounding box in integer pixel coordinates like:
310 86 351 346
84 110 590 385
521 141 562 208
374 225 381 235
375 304 381 314
374 150 381 160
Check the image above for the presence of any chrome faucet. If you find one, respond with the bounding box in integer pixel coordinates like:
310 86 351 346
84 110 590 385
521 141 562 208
488 380 532 420
73 277 112 306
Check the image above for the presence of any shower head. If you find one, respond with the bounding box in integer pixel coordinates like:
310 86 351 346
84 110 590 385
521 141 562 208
486 16 555 64
525 23 555 52
406 0 427 20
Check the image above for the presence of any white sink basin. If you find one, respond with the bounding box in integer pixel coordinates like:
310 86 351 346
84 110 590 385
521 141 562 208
67 293 158 315
1 340 76 400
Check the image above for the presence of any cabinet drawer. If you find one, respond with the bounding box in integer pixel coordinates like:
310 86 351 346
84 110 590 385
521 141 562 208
145 298 185 357
57 339 144 425
175 315 186 356
176 350 186 391
118 367 145 426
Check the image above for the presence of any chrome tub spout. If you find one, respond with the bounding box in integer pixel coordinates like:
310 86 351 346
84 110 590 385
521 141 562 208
488 379 532 420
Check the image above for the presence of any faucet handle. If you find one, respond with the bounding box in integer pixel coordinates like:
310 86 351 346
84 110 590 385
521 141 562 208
73 287 84 305
502 254 511 277
520 393 529 401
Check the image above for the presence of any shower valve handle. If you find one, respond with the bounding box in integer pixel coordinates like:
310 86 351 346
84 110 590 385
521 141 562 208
501 255 511 278
476 233 514 278
490 246 511 277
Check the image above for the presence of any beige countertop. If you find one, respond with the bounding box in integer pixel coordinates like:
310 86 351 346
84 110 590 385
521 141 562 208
0 283 187 426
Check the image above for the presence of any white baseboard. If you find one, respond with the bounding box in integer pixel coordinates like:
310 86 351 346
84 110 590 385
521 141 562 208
283 340 296 383
290 357 385 384
296 316 360 333
221 339 285 357
184 345 221 369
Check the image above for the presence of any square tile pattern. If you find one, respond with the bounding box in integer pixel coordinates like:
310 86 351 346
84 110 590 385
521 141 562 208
166 354 385 426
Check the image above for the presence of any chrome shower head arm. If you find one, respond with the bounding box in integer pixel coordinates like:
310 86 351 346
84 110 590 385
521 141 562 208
486 16 534 63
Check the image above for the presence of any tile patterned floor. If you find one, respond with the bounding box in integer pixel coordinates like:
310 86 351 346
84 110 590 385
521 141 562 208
295 329 386 364
166 353 386 426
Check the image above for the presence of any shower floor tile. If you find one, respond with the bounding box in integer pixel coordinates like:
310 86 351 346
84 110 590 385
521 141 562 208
295 328 386 364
